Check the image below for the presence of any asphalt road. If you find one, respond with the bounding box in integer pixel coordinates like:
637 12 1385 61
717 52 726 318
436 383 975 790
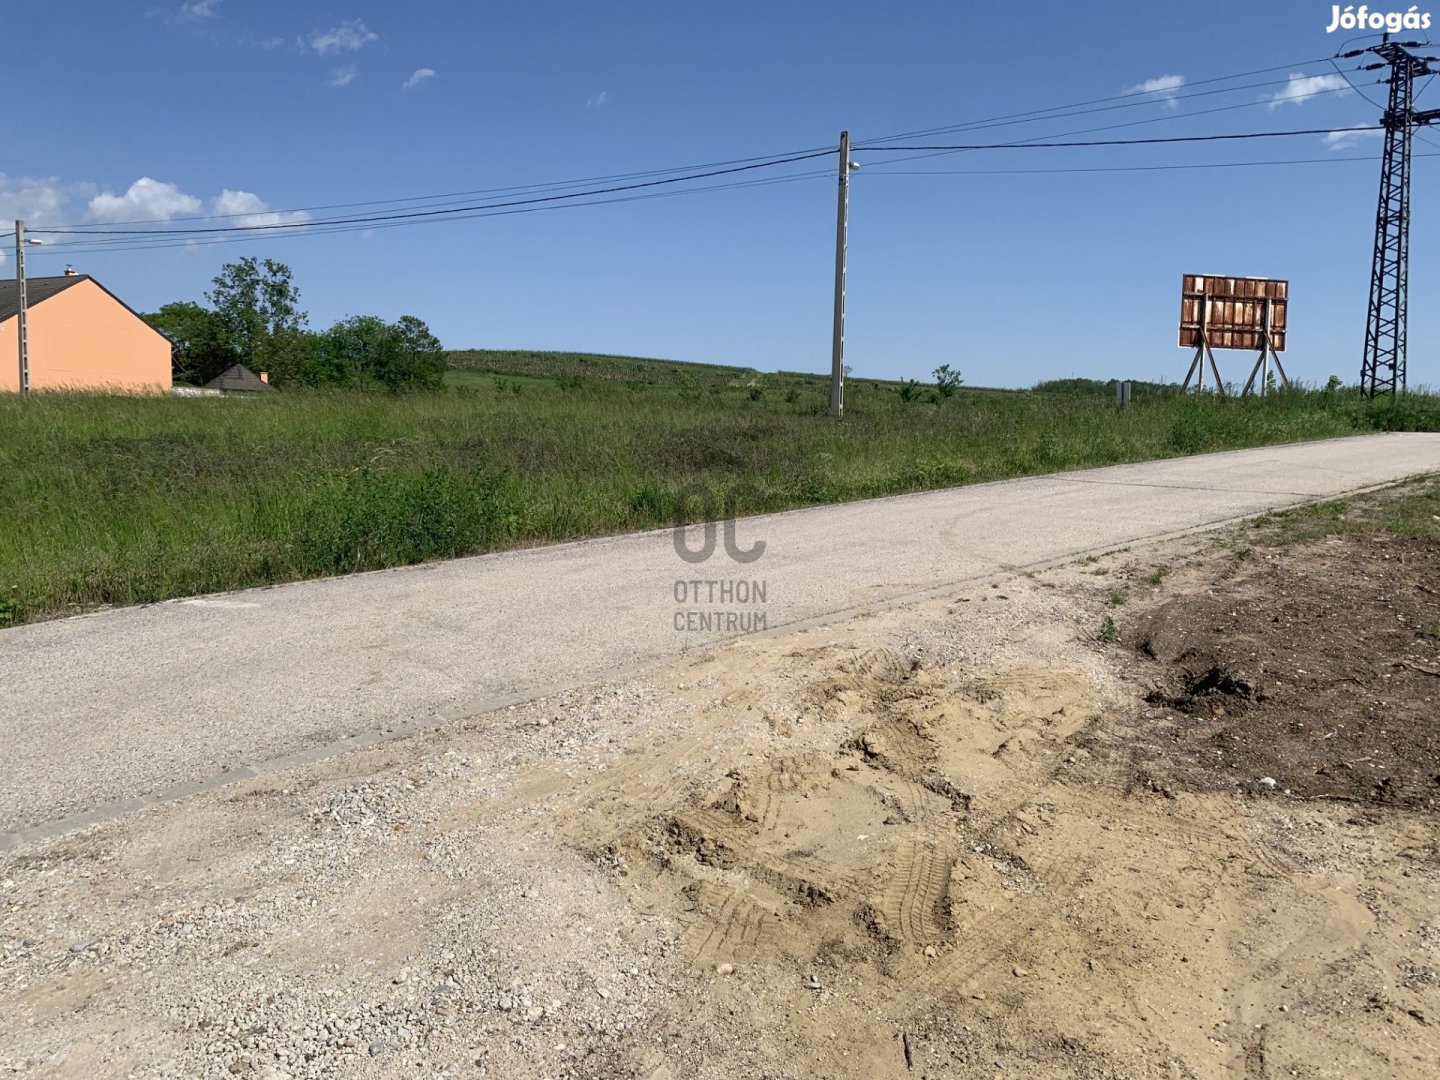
4 433 1438 842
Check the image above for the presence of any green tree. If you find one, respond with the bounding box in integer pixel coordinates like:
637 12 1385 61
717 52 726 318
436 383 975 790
321 315 389 387
321 314 446 391
254 326 330 387
388 314 446 389
143 301 238 385
393 314 443 358
206 258 307 362
933 364 963 398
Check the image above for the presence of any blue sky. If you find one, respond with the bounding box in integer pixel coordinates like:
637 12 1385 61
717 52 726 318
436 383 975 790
5 0 1435 387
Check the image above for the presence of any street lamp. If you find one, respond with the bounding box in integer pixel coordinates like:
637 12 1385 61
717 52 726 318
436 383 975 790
15 220 43 396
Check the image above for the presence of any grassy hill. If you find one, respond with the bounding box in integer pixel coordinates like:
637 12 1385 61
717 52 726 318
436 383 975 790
448 350 1135 397
447 349 765 386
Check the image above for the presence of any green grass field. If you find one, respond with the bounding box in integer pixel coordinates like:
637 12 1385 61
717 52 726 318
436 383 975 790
3 350 1437 626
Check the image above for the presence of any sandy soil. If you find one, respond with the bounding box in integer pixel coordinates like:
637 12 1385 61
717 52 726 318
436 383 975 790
2 522 1437 1079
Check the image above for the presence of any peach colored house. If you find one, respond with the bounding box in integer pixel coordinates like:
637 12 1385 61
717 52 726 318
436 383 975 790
0 273 171 393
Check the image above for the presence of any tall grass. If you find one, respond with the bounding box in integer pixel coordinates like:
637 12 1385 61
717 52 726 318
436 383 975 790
2 369 1436 626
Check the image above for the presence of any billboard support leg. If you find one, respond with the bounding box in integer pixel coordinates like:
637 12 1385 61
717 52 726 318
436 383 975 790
1241 353 1264 397
1241 300 1288 397
1184 298 1211 392
1207 344 1226 396
1271 350 1290 389
1182 345 1203 391
1183 298 1227 394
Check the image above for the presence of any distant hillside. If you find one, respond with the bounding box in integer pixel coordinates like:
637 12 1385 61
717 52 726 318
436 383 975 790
448 350 1178 396
446 349 764 386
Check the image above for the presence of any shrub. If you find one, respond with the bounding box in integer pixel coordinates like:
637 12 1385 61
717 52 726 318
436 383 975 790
933 364 963 398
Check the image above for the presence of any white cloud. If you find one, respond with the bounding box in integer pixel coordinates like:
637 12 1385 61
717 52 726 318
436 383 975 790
1124 74 1185 109
0 175 74 264
1267 73 1350 109
178 0 222 20
328 65 359 88
87 178 203 223
1322 124 1384 149
209 190 309 228
0 176 299 264
0 174 71 229
586 90 610 110
303 19 379 55
402 67 436 91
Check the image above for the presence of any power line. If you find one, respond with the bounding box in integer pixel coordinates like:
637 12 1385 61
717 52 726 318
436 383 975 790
850 81 1375 169
856 55 1340 145
852 126 1382 151
857 70 1364 147
1329 56 1388 111
37 126 1397 255
36 170 837 256
43 126 1387 246
43 59 1363 236
859 151 1440 175
27 63 1393 258
41 144 839 232
48 149 1421 257
33 148 839 238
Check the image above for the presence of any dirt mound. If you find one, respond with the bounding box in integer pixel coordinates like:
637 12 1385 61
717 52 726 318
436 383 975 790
1123 534 1440 809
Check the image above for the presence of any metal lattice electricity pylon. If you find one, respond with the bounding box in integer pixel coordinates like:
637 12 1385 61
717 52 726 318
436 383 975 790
1348 39 1440 396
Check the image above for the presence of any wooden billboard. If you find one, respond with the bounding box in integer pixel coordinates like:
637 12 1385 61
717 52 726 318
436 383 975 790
1178 275 1287 352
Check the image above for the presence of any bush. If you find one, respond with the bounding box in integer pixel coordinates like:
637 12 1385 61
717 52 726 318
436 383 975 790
933 364 963 398
313 314 446 392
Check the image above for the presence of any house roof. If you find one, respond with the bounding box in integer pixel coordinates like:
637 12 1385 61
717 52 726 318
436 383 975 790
204 363 275 392
0 274 91 322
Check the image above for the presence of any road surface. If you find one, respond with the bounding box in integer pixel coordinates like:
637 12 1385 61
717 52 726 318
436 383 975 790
3 433 1437 843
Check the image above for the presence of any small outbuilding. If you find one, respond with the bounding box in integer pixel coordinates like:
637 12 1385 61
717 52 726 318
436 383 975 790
0 273 172 393
204 364 275 393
